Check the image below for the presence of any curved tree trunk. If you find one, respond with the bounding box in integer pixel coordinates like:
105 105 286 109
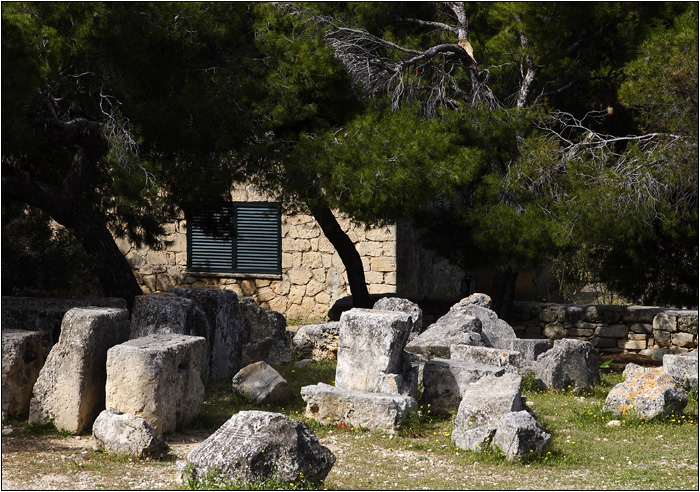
306 199 372 308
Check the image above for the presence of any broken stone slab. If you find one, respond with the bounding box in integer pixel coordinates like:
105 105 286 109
29 307 130 433
232 362 293 405
451 293 493 310
503 338 551 365
454 303 517 349
105 334 206 436
242 337 291 366
170 288 247 380
420 358 506 414
451 373 523 452
532 338 599 392
292 322 339 361
92 408 169 459
300 383 417 434
663 352 698 391
405 311 484 359
372 297 423 339
450 344 520 373
335 309 417 397
177 410 335 487
2 330 45 422
603 368 687 419
491 411 552 461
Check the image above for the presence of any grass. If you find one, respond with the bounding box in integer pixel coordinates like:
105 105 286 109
3 359 697 490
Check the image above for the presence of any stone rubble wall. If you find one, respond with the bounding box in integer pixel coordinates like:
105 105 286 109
116 185 400 322
512 301 698 357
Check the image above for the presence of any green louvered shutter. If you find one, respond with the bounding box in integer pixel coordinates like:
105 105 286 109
233 203 281 274
188 203 281 275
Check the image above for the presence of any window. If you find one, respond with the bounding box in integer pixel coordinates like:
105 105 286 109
187 202 281 275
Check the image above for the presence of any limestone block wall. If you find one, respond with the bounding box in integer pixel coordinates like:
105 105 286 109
513 301 698 358
116 185 399 321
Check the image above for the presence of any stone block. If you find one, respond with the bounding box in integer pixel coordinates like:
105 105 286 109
622 306 660 324
453 300 517 349
292 322 339 360
450 344 520 373
544 323 567 340
335 309 416 396
504 339 552 364
373 297 423 338
491 411 552 461
178 411 335 487
105 334 206 436
421 358 506 414
232 362 293 404
170 288 247 380
405 311 484 359
671 332 696 348
653 329 672 348
2 330 45 421
604 368 686 419
678 314 699 335
532 339 599 392
92 408 169 458
630 323 653 334
663 352 698 390
29 307 130 433
620 339 647 351
130 293 208 340
595 325 628 338
300 383 417 434
239 298 290 365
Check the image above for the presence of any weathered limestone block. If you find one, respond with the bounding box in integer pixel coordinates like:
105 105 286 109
451 298 517 349
178 411 335 487
92 408 169 458
335 309 417 397
532 339 599 392
130 293 208 339
622 363 653 379
663 352 698 391
405 311 484 359
29 308 130 433
292 322 339 360
421 359 505 414
451 373 523 452
372 297 424 338
231 362 293 404
504 339 551 364
452 293 493 309
604 368 687 419
300 383 417 434
170 288 246 380
492 411 552 461
2 330 45 422
239 298 290 366
105 334 206 436
450 344 520 373
543 323 567 340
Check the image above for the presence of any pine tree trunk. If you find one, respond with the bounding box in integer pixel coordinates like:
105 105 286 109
306 199 373 308
489 269 518 323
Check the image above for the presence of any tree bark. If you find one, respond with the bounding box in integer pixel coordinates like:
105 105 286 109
489 268 518 323
306 199 372 308
2 175 142 310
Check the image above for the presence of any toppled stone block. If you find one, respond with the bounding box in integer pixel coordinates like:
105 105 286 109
373 297 423 339
663 352 698 391
604 368 687 419
232 362 293 404
335 309 417 397
2 330 45 422
450 344 520 373
492 411 552 461
421 358 505 414
170 288 246 380
292 322 339 360
105 334 206 436
454 303 517 349
532 338 599 392
29 307 130 433
300 383 417 434
130 293 208 340
93 408 169 458
451 373 523 451
503 338 551 364
405 311 484 359
178 411 335 487
239 298 290 366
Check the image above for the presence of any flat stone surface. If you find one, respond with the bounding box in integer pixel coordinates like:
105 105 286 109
450 344 520 373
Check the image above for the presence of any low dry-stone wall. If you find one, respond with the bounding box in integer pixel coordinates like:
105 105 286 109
512 302 698 360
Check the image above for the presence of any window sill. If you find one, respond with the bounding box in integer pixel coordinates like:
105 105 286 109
186 271 283 281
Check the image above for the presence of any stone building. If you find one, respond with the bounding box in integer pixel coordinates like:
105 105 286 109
116 184 466 321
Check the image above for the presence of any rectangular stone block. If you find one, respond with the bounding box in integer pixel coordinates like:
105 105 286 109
595 325 628 338
300 383 416 434
106 334 206 436
450 344 520 372
619 339 647 350
671 332 696 348
29 308 130 433
2 330 45 421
